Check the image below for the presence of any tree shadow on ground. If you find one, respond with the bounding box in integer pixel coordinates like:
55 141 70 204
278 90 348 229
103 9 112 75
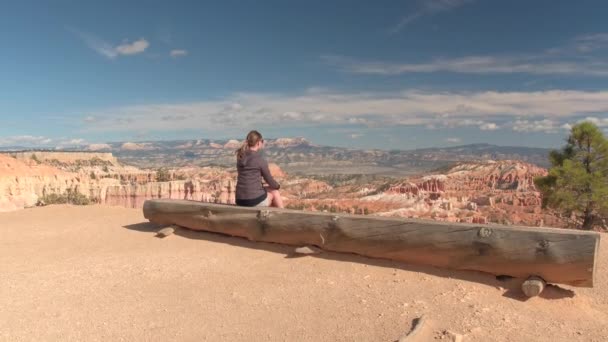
123 222 576 301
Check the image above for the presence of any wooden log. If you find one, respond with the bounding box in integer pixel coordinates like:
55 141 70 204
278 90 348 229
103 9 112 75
143 199 600 287
521 276 546 297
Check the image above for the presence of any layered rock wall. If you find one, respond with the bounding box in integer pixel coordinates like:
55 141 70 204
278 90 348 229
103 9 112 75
7 151 119 165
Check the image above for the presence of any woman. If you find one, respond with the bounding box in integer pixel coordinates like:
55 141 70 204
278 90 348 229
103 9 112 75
235 130 284 208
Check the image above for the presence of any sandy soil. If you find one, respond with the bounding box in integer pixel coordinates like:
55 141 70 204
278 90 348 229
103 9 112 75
1 205 607 342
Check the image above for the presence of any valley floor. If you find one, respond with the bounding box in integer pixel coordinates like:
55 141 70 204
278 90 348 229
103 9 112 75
1 205 607 341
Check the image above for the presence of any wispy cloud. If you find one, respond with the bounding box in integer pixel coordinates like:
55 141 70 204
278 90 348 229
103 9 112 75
583 116 608 127
0 135 91 148
71 29 149 59
480 122 499 131
115 39 149 55
323 54 608 77
572 33 608 53
512 119 564 133
391 0 475 32
170 49 188 58
445 137 462 143
0 135 53 147
324 33 608 77
79 89 608 135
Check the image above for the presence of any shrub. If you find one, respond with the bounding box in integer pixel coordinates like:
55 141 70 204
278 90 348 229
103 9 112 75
41 189 91 206
31 154 41 164
156 168 172 182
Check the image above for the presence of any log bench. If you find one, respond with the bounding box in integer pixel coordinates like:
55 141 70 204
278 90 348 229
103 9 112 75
143 199 600 295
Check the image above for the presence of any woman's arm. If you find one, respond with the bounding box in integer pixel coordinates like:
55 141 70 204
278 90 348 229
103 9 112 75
258 158 280 190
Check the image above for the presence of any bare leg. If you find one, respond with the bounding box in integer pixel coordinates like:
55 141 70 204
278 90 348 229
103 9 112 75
265 188 284 208
265 191 274 206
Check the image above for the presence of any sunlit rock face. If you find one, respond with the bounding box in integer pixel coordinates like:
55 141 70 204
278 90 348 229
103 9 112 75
0 152 562 228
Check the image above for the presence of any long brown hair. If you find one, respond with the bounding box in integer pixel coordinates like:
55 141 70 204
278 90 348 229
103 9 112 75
236 130 263 160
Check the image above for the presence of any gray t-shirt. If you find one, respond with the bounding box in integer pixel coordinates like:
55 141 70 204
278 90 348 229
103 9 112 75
236 150 280 200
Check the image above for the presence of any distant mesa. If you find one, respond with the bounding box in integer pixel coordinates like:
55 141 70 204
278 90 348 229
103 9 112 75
87 143 112 151
269 137 310 148
175 142 194 149
209 143 223 149
223 140 241 149
121 142 154 151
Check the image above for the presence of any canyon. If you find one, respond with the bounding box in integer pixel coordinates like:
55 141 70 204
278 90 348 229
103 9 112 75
27 138 553 176
0 149 569 228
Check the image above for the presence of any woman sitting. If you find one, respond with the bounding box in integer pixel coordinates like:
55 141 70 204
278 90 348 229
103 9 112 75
235 130 284 208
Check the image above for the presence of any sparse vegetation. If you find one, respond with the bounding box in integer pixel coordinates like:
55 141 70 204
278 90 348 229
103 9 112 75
156 167 172 182
40 189 91 206
535 122 608 230
30 154 41 164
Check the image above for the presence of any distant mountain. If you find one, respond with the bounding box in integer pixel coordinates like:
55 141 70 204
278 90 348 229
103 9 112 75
48 138 552 176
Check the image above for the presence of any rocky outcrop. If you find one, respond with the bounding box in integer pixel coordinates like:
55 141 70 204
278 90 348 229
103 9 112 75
0 154 123 211
378 160 549 226
102 179 236 208
7 151 119 165
0 152 566 228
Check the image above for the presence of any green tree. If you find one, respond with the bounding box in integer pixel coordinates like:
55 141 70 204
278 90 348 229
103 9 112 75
156 167 171 182
535 122 608 229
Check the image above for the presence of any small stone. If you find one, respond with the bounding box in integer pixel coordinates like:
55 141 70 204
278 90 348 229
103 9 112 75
444 330 464 342
294 245 322 255
469 327 482 334
156 226 175 237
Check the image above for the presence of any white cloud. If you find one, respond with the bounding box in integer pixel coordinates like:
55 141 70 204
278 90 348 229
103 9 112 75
115 39 149 55
391 0 475 32
582 116 608 127
445 137 462 143
560 116 608 131
512 119 562 133
573 33 608 52
479 122 499 131
80 89 608 134
54 138 86 147
323 54 608 77
71 29 149 59
0 135 53 147
325 33 608 77
170 49 188 57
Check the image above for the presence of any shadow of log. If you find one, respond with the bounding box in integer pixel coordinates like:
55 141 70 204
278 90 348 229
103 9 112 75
123 222 163 233
123 221 578 301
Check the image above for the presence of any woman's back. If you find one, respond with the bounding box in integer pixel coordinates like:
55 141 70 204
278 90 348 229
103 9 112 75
236 150 280 200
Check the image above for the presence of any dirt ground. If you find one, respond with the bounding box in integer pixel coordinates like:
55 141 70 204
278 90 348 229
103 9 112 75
1 205 607 342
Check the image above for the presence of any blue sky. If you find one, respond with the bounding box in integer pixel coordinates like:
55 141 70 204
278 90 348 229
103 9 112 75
1 0 608 149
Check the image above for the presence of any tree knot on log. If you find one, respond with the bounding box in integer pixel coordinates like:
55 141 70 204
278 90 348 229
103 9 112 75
536 240 550 256
258 210 271 221
478 227 492 238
